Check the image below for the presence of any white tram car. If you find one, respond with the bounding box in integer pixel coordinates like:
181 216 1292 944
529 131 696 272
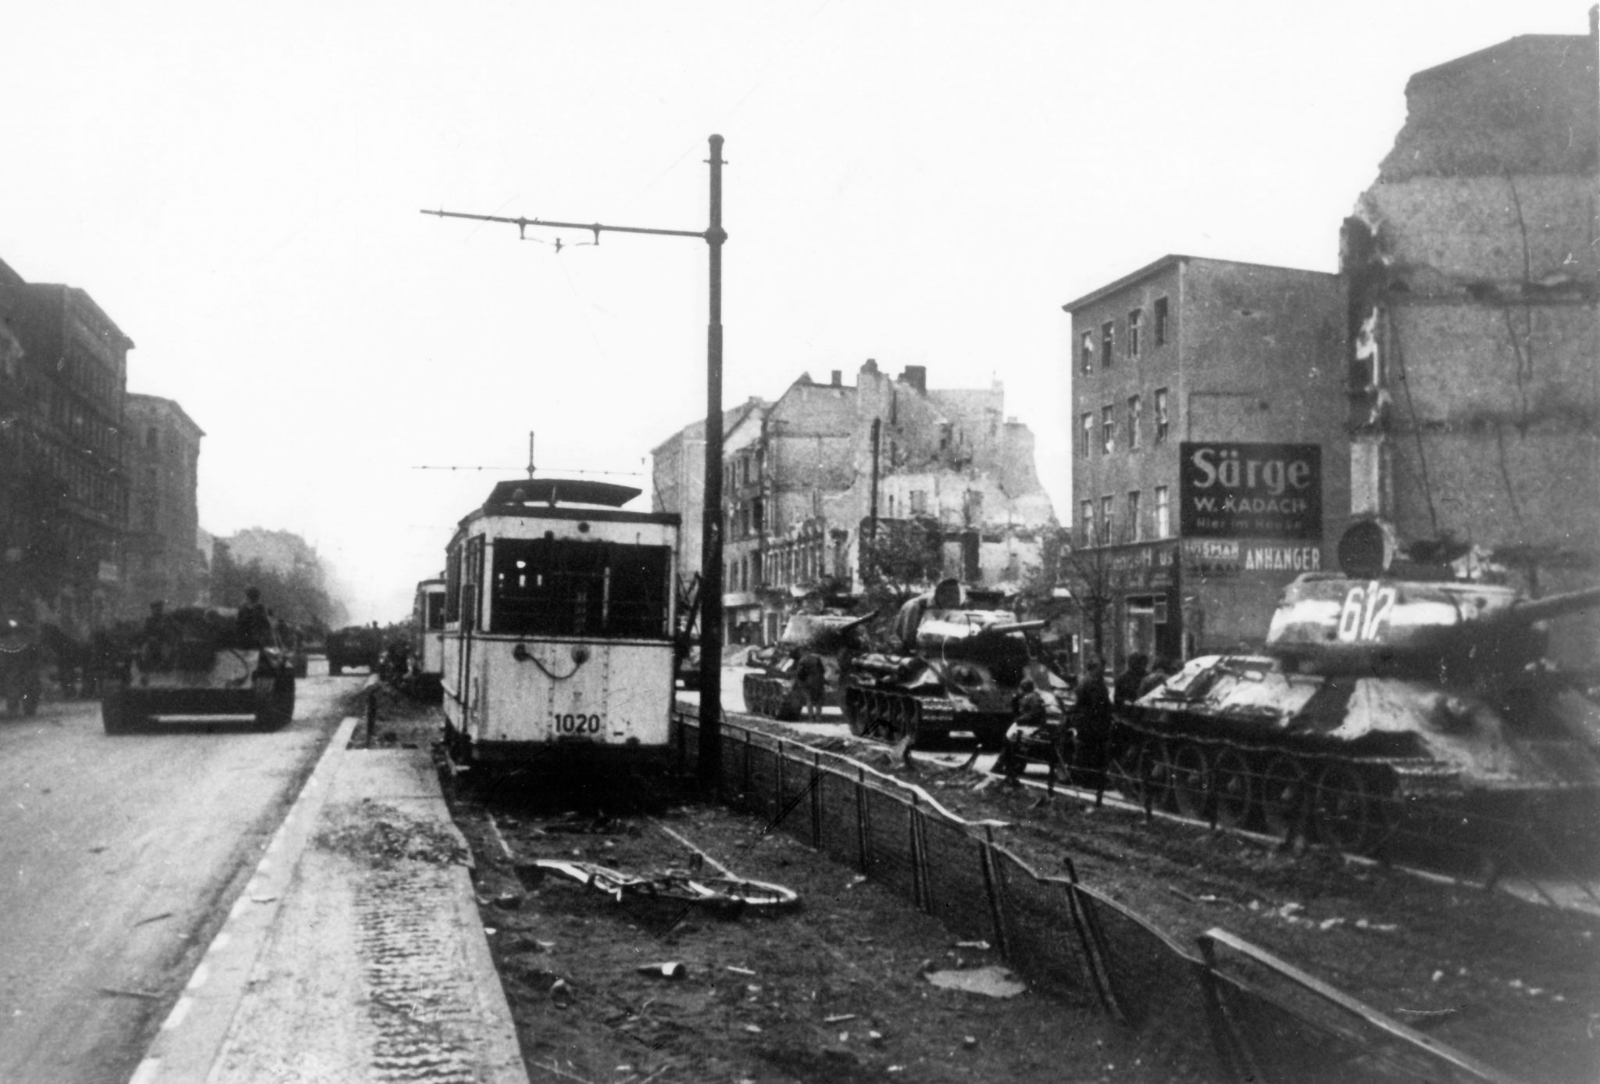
440 478 681 770
410 575 447 695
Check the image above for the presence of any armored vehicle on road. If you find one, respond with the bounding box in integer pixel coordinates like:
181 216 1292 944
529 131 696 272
1124 523 1600 853
101 607 296 733
842 579 1060 750
743 610 875 721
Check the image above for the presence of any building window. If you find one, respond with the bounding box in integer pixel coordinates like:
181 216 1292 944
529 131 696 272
1154 296 1169 346
1127 490 1142 542
1099 496 1115 545
1154 388 1170 444
1080 500 1094 546
1079 331 1094 375
1127 308 1141 358
1101 405 1115 454
909 489 927 516
1101 321 1115 368
1078 412 1093 458
1155 485 1170 538
1127 394 1142 450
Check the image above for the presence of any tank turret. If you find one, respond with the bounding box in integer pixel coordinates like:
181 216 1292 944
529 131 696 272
842 579 1061 750
1119 524 1600 855
742 609 876 721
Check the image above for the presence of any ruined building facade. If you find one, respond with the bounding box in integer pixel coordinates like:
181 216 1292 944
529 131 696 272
1342 23 1599 665
121 394 205 618
655 361 1057 647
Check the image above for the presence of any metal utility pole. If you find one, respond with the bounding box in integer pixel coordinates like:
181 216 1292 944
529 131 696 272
423 134 728 794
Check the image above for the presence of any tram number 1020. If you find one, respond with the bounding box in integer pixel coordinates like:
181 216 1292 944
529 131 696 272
1336 581 1397 643
553 712 604 734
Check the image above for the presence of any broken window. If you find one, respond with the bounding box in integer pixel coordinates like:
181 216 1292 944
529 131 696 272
1101 321 1115 368
1127 490 1142 542
1127 394 1142 450
1080 331 1094 375
1080 500 1095 546
1155 485 1170 538
1101 405 1115 454
1078 412 1093 458
1127 308 1141 358
1154 388 1170 444
1100 495 1115 545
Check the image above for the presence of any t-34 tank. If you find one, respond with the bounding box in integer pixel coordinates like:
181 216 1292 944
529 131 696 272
743 610 876 721
1125 525 1600 853
842 578 1055 750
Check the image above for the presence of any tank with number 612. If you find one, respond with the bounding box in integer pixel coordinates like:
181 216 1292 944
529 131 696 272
1118 522 1600 855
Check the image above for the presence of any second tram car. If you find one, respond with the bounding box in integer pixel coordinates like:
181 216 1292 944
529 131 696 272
440 478 680 771
410 575 447 696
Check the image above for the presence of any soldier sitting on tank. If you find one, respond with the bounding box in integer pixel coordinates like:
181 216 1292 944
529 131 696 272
793 649 826 723
1072 659 1114 808
237 587 272 649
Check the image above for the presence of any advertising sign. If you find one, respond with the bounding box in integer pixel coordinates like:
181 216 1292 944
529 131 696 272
1179 442 1322 541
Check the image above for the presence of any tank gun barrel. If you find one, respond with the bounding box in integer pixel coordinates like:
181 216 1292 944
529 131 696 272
1502 585 1600 627
840 610 878 632
981 619 1046 636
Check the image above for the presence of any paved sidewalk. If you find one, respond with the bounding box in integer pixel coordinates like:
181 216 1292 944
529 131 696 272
131 716 529 1084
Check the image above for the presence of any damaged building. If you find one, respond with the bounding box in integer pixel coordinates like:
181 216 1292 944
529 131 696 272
1342 19 1600 667
653 360 1057 647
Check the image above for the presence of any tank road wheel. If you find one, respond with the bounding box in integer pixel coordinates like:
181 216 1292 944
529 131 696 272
741 675 759 714
1313 764 1397 854
1170 743 1212 820
1261 755 1309 840
1135 741 1175 811
1211 749 1255 829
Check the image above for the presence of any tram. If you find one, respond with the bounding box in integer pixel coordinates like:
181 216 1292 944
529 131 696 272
440 477 681 772
410 575 447 697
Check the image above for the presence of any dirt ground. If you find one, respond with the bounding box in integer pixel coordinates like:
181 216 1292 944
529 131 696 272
356 685 1600 1084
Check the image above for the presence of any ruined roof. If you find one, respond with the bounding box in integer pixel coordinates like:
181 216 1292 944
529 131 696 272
1378 34 1598 180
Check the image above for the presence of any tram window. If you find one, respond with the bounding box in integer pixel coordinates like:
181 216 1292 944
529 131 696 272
491 539 669 638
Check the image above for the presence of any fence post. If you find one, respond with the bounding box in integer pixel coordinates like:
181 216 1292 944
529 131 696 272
856 767 869 874
742 727 753 802
909 793 928 913
980 826 1010 961
811 752 823 848
775 739 785 824
1063 863 1124 1024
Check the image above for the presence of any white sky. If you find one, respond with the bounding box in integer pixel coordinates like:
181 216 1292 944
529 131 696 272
2 1 1591 622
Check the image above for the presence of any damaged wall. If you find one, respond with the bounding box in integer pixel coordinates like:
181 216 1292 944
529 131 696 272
1344 25 1599 664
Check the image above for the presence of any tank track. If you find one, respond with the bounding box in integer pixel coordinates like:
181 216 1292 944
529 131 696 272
842 686 1008 751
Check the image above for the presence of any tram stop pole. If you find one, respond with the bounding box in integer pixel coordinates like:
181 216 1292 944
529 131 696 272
697 135 726 797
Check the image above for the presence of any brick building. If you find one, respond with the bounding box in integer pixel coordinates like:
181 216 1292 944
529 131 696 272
121 394 205 617
0 260 133 635
1341 19 1600 667
1064 256 1348 668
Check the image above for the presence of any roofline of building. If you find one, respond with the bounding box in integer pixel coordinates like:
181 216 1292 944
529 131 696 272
23 281 135 349
1408 33 1594 86
650 397 768 457
1061 253 1335 313
125 392 206 437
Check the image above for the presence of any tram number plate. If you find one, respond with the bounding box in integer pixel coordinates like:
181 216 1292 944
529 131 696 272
553 712 603 734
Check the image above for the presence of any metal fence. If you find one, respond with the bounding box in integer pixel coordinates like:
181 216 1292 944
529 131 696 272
672 710 1525 1084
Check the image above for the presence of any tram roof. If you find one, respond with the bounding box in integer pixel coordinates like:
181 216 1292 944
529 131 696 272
482 478 642 510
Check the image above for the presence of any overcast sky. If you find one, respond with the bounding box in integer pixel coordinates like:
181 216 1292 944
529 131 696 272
2 1 1590 622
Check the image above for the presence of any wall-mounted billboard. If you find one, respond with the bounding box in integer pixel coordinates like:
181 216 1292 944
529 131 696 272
1179 442 1322 541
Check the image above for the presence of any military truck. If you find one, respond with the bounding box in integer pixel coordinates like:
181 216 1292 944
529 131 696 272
325 624 383 675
